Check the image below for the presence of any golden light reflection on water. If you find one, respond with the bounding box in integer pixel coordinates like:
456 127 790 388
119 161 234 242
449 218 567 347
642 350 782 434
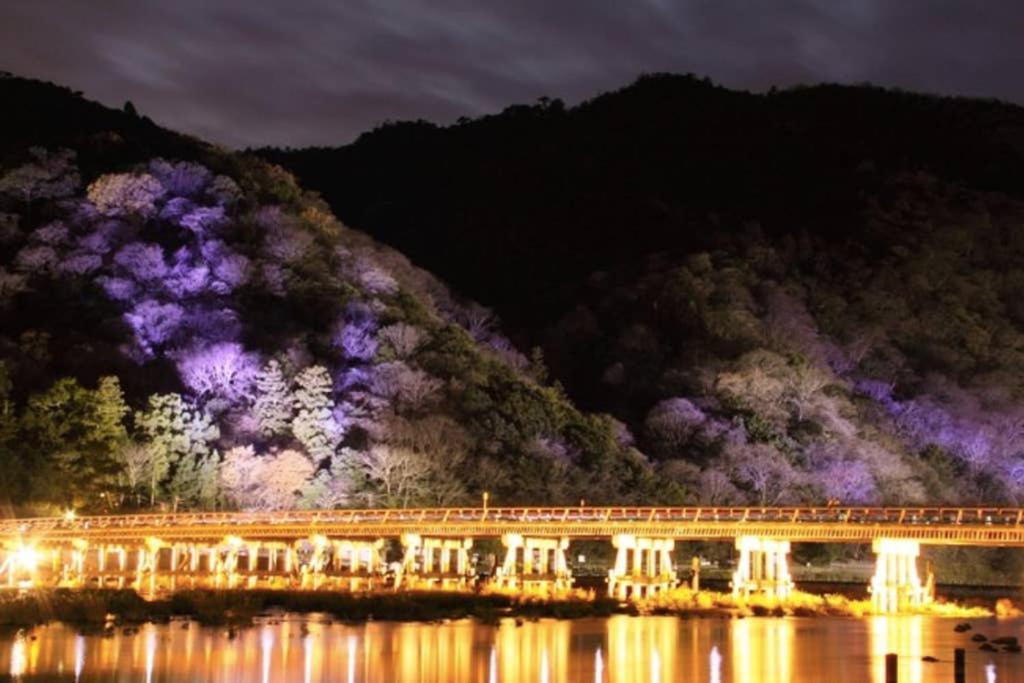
2 613 1023 681
870 615 923 683
732 617 793 683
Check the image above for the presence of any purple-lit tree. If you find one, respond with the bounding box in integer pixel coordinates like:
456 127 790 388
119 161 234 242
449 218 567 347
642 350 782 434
113 242 168 282
58 251 103 276
643 398 706 456
180 206 226 235
124 300 185 356
332 304 379 362
147 159 212 198
175 342 260 407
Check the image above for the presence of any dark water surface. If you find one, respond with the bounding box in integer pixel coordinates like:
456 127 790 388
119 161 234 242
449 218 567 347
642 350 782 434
1 614 1022 682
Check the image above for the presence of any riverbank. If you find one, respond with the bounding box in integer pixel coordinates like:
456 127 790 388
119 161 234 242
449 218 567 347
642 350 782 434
0 586 1005 630
0 589 625 629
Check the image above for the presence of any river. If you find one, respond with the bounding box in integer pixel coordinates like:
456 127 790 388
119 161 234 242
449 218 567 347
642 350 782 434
1 614 1021 682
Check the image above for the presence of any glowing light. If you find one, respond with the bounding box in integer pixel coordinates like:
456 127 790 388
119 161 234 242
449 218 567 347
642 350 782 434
9 634 26 678
260 626 273 683
489 646 497 683
347 634 356 683
594 646 604 683
541 648 549 683
74 634 85 682
987 662 997 683
651 646 661 683
145 625 157 683
710 645 721 683
15 545 38 573
303 634 313 683
63 509 76 521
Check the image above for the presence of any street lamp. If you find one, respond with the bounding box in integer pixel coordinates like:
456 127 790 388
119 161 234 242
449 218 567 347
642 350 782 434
482 491 489 512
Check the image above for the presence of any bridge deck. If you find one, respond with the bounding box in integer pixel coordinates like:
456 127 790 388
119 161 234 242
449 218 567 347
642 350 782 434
3 507 1024 546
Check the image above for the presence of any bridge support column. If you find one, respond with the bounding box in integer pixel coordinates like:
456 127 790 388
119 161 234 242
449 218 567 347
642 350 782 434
731 536 793 601
134 538 162 596
314 539 383 591
607 535 677 600
399 534 473 590
870 538 933 613
66 539 87 587
494 534 572 595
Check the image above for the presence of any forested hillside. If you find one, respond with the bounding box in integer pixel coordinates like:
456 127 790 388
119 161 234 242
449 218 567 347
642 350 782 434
263 74 1024 506
0 73 654 514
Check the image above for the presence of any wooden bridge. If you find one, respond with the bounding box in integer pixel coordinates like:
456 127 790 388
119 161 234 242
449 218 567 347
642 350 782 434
2 506 1020 612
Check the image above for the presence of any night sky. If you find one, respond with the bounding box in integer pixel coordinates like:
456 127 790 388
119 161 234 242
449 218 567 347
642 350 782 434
3 1 1023 148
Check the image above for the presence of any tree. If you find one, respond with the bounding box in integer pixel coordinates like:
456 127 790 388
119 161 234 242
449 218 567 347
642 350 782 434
135 393 219 506
118 442 156 506
220 445 314 510
643 398 706 458
351 445 434 508
19 377 127 506
378 323 425 360
370 362 443 412
86 377 129 453
87 173 164 217
113 242 168 282
259 449 315 510
124 300 184 356
253 360 292 437
175 342 260 407
292 366 340 461
147 159 211 198
0 147 79 206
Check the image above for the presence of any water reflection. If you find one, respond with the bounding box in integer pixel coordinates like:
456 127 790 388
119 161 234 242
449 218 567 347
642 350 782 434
870 615 922 683
709 645 722 683
0 613 1020 681
732 617 793 682
9 633 25 679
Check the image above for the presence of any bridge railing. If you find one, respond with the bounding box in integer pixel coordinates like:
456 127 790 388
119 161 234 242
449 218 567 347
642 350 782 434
1 506 1023 537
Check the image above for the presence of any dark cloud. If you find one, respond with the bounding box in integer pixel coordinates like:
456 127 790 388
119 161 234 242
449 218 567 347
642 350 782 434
2 0 1023 148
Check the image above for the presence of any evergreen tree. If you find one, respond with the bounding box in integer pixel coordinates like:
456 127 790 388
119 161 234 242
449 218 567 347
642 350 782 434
87 376 129 452
19 377 127 506
0 362 23 505
135 393 219 507
254 360 292 437
292 365 340 461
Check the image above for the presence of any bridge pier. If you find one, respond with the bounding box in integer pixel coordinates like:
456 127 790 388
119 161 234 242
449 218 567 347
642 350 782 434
494 534 572 595
316 538 384 591
731 536 793 601
607 534 677 600
870 538 934 613
399 534 473 590
0 543 40 588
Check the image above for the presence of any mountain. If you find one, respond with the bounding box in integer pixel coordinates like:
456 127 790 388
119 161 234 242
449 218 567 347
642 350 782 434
0 73 654 515
262 73 1024 507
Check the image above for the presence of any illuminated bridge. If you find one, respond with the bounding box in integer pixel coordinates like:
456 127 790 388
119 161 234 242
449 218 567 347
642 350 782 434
2 506 1022 613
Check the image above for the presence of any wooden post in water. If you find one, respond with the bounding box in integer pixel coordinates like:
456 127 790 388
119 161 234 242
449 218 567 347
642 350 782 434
885 653 898 682
953 648 965 683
